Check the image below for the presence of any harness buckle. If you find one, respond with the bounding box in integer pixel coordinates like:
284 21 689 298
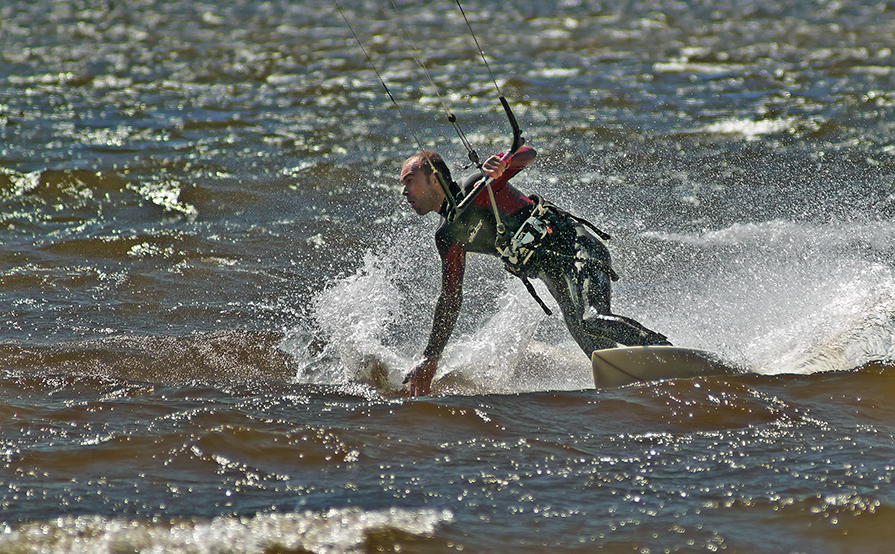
497 202 552 272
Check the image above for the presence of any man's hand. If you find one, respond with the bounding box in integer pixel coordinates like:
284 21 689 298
403 357 438 396
482 155 507 180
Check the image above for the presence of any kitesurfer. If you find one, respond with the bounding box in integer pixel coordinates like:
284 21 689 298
400 146 671 396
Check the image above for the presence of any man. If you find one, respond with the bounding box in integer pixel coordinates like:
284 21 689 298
400 146 669 396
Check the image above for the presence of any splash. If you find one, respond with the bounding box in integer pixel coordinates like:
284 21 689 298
642 219 895 375
285 220 594 394
774 275 895 374
311 250 413 389
288 205 895 392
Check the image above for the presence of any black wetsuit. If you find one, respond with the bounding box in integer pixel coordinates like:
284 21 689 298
435 147 669 356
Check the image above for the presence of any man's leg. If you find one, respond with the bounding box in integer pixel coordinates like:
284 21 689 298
539 226 669 356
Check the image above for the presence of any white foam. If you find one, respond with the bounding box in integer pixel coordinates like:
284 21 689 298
652 61 746 74
702 117 798 139
0 507 453 554
130 180 198 220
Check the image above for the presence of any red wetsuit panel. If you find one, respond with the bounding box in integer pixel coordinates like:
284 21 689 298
441 242 466 291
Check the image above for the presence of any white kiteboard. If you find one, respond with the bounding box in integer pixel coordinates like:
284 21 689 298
592 345 739 388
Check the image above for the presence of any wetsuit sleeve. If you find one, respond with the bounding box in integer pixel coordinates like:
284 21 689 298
486 146 536 193
506 145 536 169
457 146 537 195
496 146 536 183
422 240 466 360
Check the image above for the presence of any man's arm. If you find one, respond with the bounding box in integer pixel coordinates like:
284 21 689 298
492 146 536 183
405 242 466 396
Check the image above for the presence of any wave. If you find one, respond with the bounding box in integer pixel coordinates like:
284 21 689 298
0 330 294 384
0 167 198 241
0 507 453 554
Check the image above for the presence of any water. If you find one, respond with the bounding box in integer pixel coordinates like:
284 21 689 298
2 0 895 551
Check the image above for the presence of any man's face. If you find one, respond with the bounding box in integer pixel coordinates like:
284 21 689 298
400 162 444 215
